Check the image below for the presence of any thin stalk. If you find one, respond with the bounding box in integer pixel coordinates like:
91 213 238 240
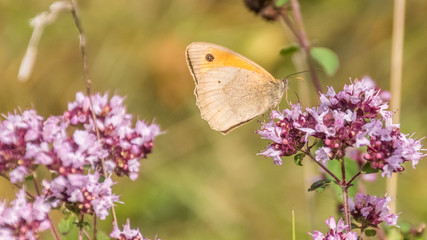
78 215 85 240
347 171 361 186
32 174 41 195
342 186 351 230
290 51 315 232
93 214 97 239
292 210 296 240
0 174 34 200
70 0 118 231
387 0 406 215
288 0 322 94
279 9 322 95
33 175 61 240
340 159 351 229
303 149 340 183
82 229 91 239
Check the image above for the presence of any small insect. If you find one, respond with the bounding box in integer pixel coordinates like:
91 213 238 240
186 42 287 134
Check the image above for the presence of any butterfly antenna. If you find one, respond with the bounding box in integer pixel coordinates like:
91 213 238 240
281 69 324 82
281 69 323 106
282 81 301 106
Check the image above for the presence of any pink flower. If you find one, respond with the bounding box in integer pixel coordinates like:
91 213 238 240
309 216 358 240
43 172 120 220
257 104 308 164
349 193 398 226
110 219 143 240
0 189 51 239
0 110 44 183
65 92 161 180
257 79 424 177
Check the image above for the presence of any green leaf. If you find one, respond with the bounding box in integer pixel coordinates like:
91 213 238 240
99 174 106 183
399 222 411 234
280 45 299 56
365 229 377 236
58 215 76 235
344 158 359 198
326 158 359 198
97 230 111 240
310 47 339 76
275 0 289 7
308 179 331 192
293 153 305 166
361 162 379 174
350 223 359 230
326 159 343 198
24 175 34 181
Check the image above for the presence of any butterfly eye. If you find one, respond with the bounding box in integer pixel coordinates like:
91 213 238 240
205 53 214 62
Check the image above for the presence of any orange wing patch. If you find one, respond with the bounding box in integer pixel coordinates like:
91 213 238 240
198 48 267 76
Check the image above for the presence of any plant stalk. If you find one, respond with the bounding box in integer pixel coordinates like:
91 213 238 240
387 0 406 216
70 0 118 232
288 0 322 94
303 149 340 183
340 159 351 229
33 175 61 240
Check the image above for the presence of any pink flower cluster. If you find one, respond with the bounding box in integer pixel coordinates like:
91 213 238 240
257 79 424 177
0 189 51 239
0 110 44 183
111 219 142 240
65 92 161 180
0 92 161 226
42 172 119 220
349 193 398 227
309 216 358 240
110 218 161 240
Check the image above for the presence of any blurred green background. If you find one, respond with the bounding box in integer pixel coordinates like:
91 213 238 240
0 0 426 239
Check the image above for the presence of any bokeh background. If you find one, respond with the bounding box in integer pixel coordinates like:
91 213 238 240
0 0 426 239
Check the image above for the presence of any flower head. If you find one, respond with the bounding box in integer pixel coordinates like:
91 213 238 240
257 105 309 164
43 172 120 220
110 219 143 240
0 110 44 183
0 189 51 239
65 92 161 180
257 78 424 177
309 216 358 240
349 193 398 226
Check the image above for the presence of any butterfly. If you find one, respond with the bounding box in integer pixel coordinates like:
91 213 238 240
186 42 286 134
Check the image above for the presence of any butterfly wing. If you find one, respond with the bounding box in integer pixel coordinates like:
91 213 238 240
186 42 284 134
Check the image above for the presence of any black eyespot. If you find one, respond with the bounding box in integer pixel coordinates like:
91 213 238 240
205 53 214 62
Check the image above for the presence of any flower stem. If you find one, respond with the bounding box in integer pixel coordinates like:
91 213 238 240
33 174 61 240
0 174 34 200
303 149 340 183
340 159 351 229
347 171 361 186
387 0 406 216
285 0 322 94
46 214 62 240
78 214 85 240
342 186 351 230
70 0 118 227
93 214 97 240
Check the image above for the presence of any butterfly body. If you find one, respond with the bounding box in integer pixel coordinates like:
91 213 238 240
186 42 285 134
